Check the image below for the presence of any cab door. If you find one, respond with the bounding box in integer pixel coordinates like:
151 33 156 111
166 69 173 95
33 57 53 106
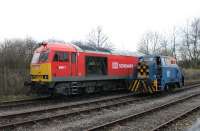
52 51 70 78
71 52 77 76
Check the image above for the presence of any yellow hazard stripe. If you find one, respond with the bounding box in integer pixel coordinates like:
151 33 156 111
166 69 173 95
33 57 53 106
131 81 136 91
148 85 153 93
129 79 159 93
131 80 137 91
152 80 158 92
128 80 134 90
154 80 158 91
134 80 140 92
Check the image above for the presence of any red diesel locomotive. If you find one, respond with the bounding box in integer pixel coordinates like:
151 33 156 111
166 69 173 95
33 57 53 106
30 42 138 95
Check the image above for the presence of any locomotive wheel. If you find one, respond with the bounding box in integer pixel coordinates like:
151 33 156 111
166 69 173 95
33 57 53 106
164 84 170 92
85 86 95 94
169 87 176 92
165 84 175 92
178 82 183 88
174 83 179 88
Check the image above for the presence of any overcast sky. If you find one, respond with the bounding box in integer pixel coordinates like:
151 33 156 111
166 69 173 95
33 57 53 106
0 0 200 51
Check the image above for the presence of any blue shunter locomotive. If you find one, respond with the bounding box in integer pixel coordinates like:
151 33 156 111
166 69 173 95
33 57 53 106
129 55 184 93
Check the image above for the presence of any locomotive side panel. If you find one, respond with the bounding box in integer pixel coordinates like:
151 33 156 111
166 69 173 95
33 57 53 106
51 51 71 80
108 55 138 77
80 52 138 78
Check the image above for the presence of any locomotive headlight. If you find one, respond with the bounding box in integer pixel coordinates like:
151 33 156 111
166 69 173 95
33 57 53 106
43 75 48 79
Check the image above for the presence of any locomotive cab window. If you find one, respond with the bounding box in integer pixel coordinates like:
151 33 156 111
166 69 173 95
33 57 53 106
156 56 161 65
39 52 49 62
53 52 69 62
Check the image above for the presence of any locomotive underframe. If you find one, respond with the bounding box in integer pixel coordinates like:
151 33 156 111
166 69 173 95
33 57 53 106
30 78 129 96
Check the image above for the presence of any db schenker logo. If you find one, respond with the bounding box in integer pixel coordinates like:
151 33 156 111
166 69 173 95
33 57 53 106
112 62 133 69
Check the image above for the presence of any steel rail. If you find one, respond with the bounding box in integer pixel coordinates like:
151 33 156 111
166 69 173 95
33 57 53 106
0 83 199 130
1 83 198 120
151 104 200 131
0 93 135 117
0 82 199 109
87 92 200 131
0 95 148 129
0 92 135 109
0 96 50 108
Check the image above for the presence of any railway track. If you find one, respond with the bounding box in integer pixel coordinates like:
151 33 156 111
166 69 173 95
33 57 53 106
0 82 199 110
0 96 51 109
0 91 131 110
0 82 199 130
151 104 200 131
0 93 145 130
87 90 200 131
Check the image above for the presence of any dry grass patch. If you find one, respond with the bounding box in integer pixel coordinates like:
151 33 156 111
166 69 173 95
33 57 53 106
183 68 200 81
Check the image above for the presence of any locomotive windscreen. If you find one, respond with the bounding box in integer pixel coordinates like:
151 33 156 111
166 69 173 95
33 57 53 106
31 51 49 64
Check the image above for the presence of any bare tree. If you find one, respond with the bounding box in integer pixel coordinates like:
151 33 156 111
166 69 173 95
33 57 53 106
87 26 113 50
159 37 173 56
0 38 37 95
179 18 200 67
138 31 173 56
191 18 200 66
172 27 177 58
138 31 160 55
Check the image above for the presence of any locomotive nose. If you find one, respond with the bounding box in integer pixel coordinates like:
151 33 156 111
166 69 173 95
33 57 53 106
31 63 52 82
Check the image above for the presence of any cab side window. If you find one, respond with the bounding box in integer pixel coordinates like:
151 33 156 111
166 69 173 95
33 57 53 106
53 52 59 61
53 52 68 62
71 53 77 63
161 58 166 65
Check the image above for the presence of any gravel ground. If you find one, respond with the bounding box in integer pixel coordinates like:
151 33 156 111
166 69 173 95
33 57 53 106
19 86 200 131
0 92 129 113
160 109 200 131
0 92 131 115
0 96 135 125
109 95 200 131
